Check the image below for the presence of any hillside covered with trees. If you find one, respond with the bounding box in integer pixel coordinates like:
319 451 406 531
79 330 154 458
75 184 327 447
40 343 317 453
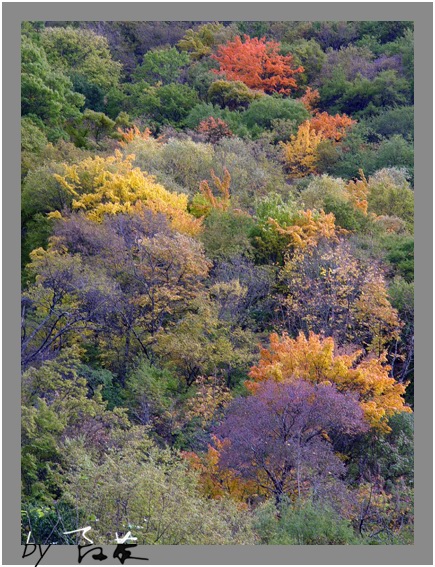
21 20 414 545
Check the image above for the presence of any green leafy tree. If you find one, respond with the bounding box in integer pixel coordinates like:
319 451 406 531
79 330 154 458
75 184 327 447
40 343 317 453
155 293 255 388
40 27 122 91
133 47 190 85
21 35 84 140
242 96 309 130
21 348 129 503
142 83 200 126
178 22 236 60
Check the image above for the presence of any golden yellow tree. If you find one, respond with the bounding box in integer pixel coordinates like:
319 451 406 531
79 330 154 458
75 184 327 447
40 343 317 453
268 208 340 250
50 151 202 236
345 169 370 215
281 121 323 178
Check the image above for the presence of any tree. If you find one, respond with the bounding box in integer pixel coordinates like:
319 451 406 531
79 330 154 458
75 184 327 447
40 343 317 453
21 35 84 140
216 380 368 505
21 347 129 503
21 117 49 180
247 332 411 431
242 96 309 130
279 240 402 354
286 39 327 87
212 35 304 94
254 500 357 544
22 211 210 379
68 109 117 147
178 23 237 60
200 209 255 261
196 117 233 144
21 244 117 369
208 80 263 111
141 83 200 126
40 27 122 91
60 430 255 544
268 209 339 251
133 47 189 85
367 168 414 233
298 174 369 231
191 168 232 217
251 194 340 266
182 435 260 503
309 111 356 142
154 293 255 388
281 121 323 177
282 111 356 178
50 151 202 235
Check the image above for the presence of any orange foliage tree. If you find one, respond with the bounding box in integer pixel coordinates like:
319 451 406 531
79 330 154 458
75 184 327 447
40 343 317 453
300 86 320 112
282 112 356 177
246 332 411 432
182 435 260 503
212 35 304 95
197 117 233 144
190 168 232 217
309 111 356 142
117 125 152 148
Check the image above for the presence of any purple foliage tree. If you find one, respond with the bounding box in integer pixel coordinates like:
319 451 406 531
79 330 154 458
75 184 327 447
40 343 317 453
215 380 368 506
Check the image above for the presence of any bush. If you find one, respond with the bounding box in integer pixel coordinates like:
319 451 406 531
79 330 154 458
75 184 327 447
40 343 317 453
254 500 358 545
201 209 255 260
208 80 262 111
367 168 414 231
243 96 309 130
363 106 414 141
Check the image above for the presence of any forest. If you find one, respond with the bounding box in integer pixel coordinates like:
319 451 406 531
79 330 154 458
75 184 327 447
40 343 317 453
21 20 414 545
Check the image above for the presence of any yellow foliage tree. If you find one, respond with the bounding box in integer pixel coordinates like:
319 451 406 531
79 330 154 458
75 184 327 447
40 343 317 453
247 332 411 432
50 151 202 236
184 375 232 427
280 241 402 352
354 276 403 356
345 169 369 215
282 113 356 178
281 121 323 178
268 209 340 250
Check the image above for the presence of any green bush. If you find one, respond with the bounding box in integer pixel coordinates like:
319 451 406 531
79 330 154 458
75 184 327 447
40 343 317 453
254 500 358 545
243 96 309 130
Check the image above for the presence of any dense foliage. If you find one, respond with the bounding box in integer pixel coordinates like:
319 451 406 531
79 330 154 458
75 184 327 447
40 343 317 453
21 20 414 546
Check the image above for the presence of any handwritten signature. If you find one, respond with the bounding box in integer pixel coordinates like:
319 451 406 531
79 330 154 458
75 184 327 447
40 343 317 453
22 527 149 566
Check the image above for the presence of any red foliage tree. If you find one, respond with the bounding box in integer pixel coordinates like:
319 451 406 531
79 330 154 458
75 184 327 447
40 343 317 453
212 35 304 95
